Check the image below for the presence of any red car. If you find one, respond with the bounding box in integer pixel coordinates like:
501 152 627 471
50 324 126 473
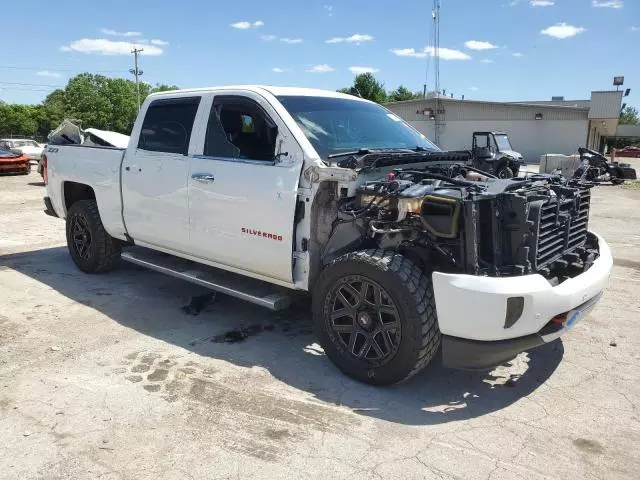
615 146 640 158
0 148 31 175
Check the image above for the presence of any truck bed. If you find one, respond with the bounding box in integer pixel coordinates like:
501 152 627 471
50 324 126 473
45 144 127 240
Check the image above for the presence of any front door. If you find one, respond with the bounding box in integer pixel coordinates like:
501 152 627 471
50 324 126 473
188 93 303 283
121 96 202 253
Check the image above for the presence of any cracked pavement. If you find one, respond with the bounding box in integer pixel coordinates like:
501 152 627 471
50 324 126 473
1 165 639 480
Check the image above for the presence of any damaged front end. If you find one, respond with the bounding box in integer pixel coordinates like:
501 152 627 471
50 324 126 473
324 162 598 284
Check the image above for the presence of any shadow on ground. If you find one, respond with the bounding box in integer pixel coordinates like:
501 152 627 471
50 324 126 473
1 246 564 426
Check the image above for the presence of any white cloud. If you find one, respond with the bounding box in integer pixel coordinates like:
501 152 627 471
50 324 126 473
61 38 163 56
261 35 277 41
272 67 292 73
465 40 499 50
424 46 471 60
530 0 554 6
391 46 471 60
231 20 264 29
324 5 333 16
100 28 142 37
390 48 427 58
481 59 495 63
348 66 380 74
326 34 374 44
541 23 586 39
280 38 303 44
513 52 524 57
150 39 169 46
36 70 62 78
470 86 479 91
306 64 335 73
592 0 623 8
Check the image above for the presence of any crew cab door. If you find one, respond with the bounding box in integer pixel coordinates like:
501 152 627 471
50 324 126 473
121 96 202 252
187 92 303 283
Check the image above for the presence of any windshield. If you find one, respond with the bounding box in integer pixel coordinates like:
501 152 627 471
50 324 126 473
494 134 512 151
277 95 440 159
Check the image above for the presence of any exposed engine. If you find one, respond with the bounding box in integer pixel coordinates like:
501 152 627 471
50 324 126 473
328 164 599 284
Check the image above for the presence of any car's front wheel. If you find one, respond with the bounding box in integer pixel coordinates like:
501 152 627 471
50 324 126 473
312 250 440 385
66 200 121 273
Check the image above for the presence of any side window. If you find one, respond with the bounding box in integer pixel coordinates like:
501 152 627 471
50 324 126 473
204 97 277 161
476 135 489 148
138 97 201 155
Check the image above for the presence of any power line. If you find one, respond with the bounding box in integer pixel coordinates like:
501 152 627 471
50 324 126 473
0 81 64 88
0 87 56 92
0 65 128 74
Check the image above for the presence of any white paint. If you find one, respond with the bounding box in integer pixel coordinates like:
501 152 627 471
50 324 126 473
432 233 612 341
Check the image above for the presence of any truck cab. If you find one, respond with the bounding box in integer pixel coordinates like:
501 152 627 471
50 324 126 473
471 131 524 178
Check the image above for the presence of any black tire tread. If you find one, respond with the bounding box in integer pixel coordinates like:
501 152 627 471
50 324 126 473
321 249 440 383
67 200 121 273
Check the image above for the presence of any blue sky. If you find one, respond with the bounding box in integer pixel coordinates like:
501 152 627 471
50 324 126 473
0 0 638 109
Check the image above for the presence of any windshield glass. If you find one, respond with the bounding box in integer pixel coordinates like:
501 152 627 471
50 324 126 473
277 95 440 159
494 134 512 151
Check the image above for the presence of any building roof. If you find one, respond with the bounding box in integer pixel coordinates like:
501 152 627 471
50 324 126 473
384 96 590 111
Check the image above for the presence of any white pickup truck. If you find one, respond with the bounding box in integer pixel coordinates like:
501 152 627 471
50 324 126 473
43 86 612 385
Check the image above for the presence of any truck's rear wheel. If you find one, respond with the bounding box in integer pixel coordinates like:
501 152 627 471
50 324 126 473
66 200 121 273
313 249 440 385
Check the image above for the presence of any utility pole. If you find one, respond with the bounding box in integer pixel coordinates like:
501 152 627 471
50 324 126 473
130 47 144 111
432 0 441 146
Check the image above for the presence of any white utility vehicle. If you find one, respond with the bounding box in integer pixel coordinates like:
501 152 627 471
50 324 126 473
43 86 612 385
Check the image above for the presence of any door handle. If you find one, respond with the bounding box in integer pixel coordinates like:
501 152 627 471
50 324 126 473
191 173 215 183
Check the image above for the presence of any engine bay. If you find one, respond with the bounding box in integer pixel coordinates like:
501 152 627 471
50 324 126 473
327 163 599 284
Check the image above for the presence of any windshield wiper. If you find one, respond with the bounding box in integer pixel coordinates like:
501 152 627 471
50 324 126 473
327 148 376 159
327 147 432 159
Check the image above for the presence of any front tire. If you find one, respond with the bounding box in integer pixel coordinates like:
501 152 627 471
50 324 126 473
312 250 440 385
496 165 514 179
66 200 121 273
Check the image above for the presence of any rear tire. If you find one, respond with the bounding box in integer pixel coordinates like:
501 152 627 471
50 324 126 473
312 249 440 385
66 200 121 273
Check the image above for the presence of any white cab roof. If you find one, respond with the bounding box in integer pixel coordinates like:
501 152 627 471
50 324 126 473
148 85 370 102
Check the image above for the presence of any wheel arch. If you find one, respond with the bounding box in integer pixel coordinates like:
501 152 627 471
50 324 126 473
63 181 96 214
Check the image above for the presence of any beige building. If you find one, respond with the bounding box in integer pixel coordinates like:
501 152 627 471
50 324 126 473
385 91 624 163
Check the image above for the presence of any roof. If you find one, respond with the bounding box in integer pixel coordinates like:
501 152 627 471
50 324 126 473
384 96 590 111
148 85 370 102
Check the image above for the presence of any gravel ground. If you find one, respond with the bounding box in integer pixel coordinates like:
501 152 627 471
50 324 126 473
1 166 639 480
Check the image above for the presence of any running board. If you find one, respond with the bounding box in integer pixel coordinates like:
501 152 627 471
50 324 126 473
121 247 292 311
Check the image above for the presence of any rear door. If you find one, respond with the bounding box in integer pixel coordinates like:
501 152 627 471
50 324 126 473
187 92 303 283
121 96 202 253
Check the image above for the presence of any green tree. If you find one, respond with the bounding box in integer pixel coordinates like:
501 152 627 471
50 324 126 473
339 73 387 103
387 85 422 102
620 105 639 125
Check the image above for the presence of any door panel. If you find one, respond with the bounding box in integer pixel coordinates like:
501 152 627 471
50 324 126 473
121 151 190 251
188 157 300 283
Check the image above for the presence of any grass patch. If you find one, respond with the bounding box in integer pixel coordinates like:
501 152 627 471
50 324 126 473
622 181 640 190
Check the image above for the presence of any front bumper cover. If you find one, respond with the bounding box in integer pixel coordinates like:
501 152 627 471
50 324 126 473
442 292 603 369
432 232 612 368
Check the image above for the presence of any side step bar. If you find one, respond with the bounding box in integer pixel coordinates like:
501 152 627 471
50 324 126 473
121 247 291 311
